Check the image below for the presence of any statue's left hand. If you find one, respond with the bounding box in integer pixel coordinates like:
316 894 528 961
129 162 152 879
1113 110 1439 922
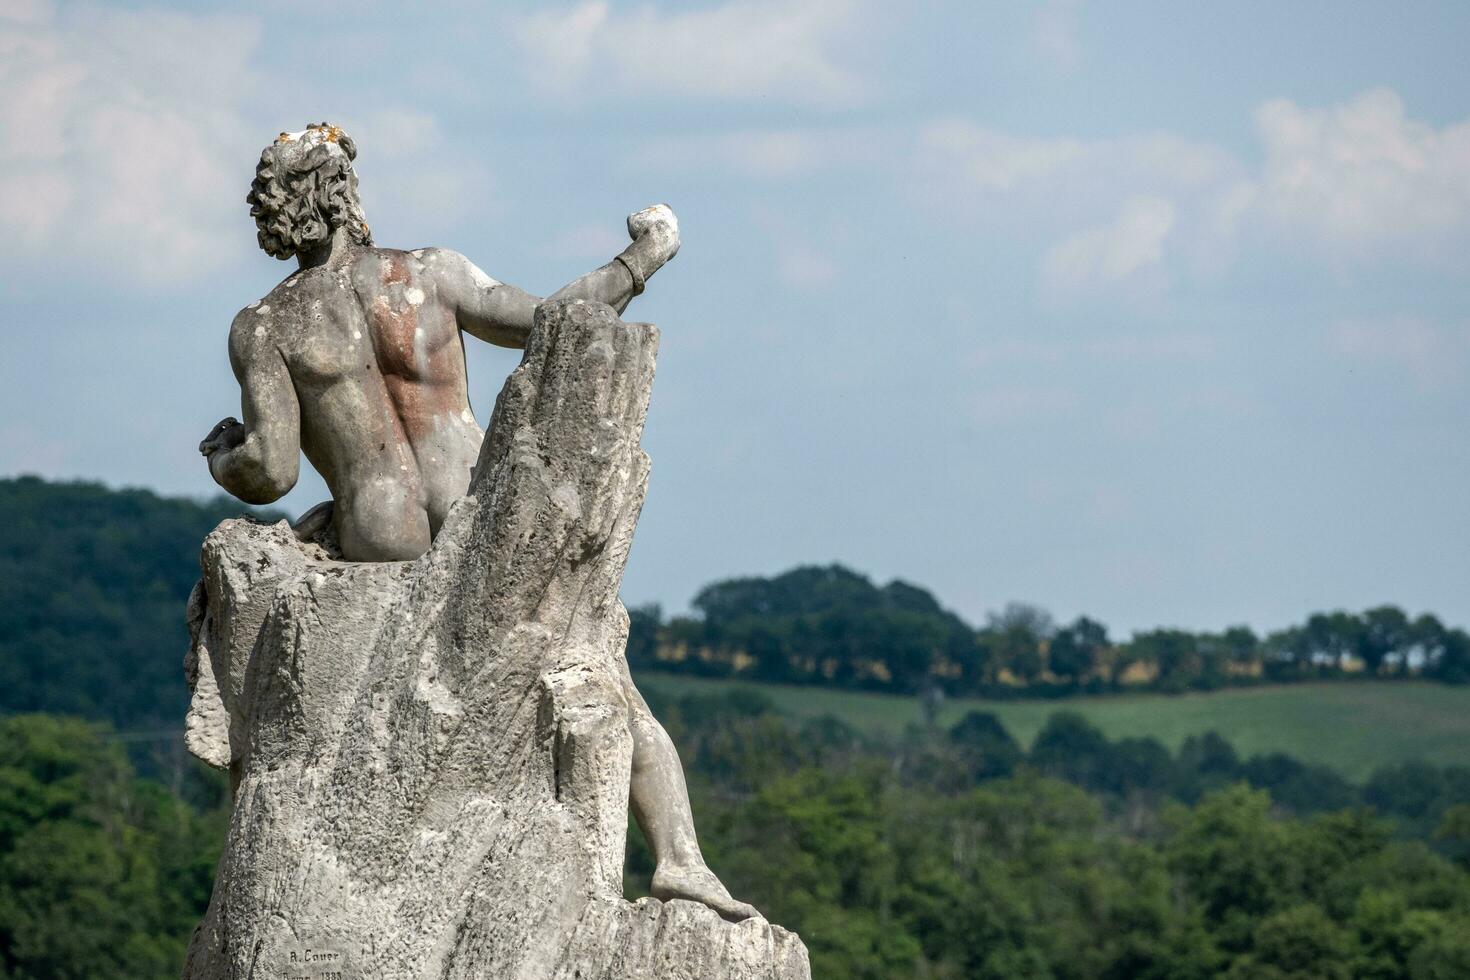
199 417 246 457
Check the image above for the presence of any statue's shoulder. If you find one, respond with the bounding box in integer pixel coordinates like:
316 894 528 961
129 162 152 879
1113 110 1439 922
404 246 459 264
403 247 497 292
228 273 312 337
342 245 447 285
229 297 277 335
225 298 283 365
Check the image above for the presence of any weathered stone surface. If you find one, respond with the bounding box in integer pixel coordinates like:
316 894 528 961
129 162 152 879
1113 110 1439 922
183 300 809 979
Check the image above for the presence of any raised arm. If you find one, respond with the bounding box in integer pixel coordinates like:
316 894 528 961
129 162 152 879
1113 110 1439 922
199 314 301 504
429 205 682 349
423 251 542 349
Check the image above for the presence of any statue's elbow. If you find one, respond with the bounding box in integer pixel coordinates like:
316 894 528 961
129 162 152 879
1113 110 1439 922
251 460 299 504
234 479 292 506
212 449 297 504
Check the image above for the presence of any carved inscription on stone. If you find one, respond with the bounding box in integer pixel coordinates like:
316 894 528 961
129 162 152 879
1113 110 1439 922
283 945 348 980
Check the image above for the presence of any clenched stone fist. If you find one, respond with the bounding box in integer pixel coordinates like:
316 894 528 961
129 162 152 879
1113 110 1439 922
628 204 680 257
618 205 680 293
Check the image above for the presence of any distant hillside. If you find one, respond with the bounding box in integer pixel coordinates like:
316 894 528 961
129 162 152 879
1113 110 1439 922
1 476 1466 739
629 570 1470 697
638 671 1470 783
0 476 275 729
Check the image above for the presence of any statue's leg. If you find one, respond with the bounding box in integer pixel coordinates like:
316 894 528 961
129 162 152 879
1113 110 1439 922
619 662 759 922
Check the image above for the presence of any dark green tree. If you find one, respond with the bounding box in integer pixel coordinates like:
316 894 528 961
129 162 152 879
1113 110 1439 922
986 602 1053 684
0 714 223 980
1048 615 1109 684
0 476 275 732
1358 606 1411 676
1029 712 1113 792
947 711 1022 783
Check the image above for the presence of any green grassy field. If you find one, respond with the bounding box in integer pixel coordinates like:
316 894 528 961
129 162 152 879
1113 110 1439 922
634 671 1470 782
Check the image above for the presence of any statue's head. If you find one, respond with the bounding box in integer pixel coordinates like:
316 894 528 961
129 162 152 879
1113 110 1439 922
247 123 373 260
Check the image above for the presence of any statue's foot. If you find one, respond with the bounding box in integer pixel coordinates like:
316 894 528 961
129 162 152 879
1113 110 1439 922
291 500 334 541
651 864 760 923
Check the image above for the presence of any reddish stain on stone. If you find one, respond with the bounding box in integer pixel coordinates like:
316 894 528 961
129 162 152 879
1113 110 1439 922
366 253 462 449
381 252 411 287
371 296 419 377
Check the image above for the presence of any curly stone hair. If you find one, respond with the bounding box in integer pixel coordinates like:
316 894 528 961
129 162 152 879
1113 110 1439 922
246 123 373 259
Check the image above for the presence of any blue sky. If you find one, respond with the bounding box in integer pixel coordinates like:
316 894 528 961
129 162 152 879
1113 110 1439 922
1 0 1467 634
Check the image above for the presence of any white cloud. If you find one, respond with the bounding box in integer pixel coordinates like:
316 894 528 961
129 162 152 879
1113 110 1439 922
513 0 863 107
916 88 1470 288
922 88 1469 254
607 87 1470 301
0 14 487 287
916 120 1232 198
0 171 69 239
917 121 1082 192
0 5 263 283
1042 196 1175 294
1331 315 1468 389
1253 88 1470 252
913 120 1234 289
0 0 51 25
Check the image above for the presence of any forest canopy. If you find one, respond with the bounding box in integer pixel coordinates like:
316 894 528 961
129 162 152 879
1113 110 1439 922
2 476 1469 977
1 475 1465 743
630 565 1470 697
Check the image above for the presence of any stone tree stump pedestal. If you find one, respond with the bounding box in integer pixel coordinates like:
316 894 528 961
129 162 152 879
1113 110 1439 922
181 300 810 980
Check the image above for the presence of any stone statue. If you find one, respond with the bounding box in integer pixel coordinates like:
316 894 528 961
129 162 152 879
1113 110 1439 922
183 124 808 978
199 124 671 562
